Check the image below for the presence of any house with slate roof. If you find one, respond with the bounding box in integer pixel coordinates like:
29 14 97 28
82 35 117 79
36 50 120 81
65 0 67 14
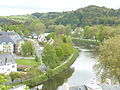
0 31 24 53
0 54 17 74
0 35 15 53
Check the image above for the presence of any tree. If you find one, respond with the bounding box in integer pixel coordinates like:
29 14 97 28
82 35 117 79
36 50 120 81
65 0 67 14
29 19 45 35
21 41 35 56
55 46 64 61
35 56 39 62
45 32 55 40
27 67 41 80
61 43 73 57
55 25 65 35
84 26 92 39
9 72 20 83
95 36 120 83
61 35 72 43
0 74 10 90
42 44 58 69
64 25 72 36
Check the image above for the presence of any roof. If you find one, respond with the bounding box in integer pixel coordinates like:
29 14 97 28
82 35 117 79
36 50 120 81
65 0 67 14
30 32 37 36
69 85 87 90
0 54 16 66
85 83 102 89
0 31 23 44
10 34 23 43
0 35 15 44
100 84 120 90
0 31 16 36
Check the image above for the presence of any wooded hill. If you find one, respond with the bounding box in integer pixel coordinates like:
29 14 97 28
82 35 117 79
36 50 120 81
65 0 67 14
32 5 120 27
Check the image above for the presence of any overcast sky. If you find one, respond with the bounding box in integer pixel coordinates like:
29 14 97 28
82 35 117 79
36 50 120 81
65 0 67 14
0 0 120 16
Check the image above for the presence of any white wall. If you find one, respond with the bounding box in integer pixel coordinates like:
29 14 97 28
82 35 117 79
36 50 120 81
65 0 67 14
0 42 14 54
0 63 17 74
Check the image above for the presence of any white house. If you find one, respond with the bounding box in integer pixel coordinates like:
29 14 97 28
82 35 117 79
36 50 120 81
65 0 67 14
0 54 17 74
38 33 50 42
0 31 24 53
47 38 54 44
0 36 15 54
29 32 38 39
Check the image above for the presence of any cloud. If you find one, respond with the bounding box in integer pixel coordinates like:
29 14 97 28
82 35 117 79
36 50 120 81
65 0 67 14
0 0 120 16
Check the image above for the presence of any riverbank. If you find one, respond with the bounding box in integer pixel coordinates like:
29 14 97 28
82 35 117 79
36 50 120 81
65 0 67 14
17 48 79 87
72 38 100 46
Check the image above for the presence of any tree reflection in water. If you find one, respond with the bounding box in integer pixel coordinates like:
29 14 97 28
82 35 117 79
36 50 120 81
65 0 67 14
42 67 74 90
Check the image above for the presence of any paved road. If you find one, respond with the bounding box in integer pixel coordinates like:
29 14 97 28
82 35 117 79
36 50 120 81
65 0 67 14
33 42 43 64
24 38 46 70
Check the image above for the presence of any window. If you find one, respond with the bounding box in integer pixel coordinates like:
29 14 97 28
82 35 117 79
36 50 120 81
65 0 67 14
7 69 10 71
12 65 15 68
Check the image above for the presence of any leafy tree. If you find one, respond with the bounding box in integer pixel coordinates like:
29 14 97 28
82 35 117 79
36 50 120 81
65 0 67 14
19 73 26 83
95 36 120 83
35 56 39 62
84 26 92 39
42 44 58 69
55 46 64 61
61 35 72 43
47 25 56 32
45 32 55 40
21 41 35 56
9 72 20 83
0 74 10 90
27 67 41 79
64 25 72 36
55 25 65 35
29 19 45 35
62 43 73 57
25 86 29 90
46 68 53 78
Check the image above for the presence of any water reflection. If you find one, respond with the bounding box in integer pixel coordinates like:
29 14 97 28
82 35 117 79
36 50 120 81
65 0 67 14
42 67 74 90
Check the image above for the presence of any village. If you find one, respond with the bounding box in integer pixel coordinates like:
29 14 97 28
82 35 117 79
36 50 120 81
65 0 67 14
1 1 120 89
0 29 55 88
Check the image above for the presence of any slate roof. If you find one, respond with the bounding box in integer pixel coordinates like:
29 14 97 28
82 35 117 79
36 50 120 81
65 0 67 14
0 54 16 66
0 31 23 44
69 84 120 90
30 32 37 36
0 31 16 36
100 84 120 90
10 34 22 43
69 85 87 90
0 35 15 44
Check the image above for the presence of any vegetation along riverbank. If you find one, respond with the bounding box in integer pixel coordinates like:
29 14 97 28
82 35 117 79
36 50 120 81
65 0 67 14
17 48 78 87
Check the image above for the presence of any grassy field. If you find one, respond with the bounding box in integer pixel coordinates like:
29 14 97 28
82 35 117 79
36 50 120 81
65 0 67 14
16 59 40 66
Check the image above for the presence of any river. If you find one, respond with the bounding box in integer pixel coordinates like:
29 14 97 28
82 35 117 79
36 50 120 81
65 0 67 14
32 46 98 90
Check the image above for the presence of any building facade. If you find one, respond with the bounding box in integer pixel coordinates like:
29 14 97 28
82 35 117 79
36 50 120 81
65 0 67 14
0 54 17 74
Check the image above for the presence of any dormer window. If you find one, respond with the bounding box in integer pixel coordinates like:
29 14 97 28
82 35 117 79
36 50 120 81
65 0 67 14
2 42 6 45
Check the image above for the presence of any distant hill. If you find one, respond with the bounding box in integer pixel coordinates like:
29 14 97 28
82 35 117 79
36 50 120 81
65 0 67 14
0 15 37 25
32 5 120 26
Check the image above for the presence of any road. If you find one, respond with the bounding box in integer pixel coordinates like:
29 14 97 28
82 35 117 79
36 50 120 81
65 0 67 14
24 38 46 70
33 42 48 71
33 42 43 65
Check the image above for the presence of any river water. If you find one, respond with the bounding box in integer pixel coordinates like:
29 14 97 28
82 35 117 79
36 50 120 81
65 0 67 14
33 46 98 90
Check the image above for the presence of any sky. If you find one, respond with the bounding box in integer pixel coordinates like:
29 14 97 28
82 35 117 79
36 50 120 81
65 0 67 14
0 0 120 16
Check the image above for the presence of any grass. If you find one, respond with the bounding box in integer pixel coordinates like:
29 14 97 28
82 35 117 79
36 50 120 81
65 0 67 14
16 59 40 66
